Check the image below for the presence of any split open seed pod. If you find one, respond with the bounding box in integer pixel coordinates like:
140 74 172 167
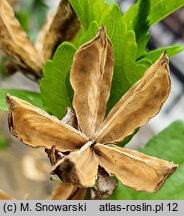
0 0 43 79
6 27 177 197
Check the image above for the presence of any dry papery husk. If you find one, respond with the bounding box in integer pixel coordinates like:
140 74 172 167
39 0 80 61
94 144 177 192
51 143 99 188
5 27 177 196
70 27 114 138
47 144 116 199
0 0 80 80
6 94 88 152
94 52 171 144
50 141 177 194
69 27 171 146
0 0 43 79
69 29 176 193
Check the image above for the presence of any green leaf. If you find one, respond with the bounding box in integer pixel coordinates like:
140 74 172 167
135 58 152 77
143 45 184 63
124 0 184 58
133 0 150 43
100 3 129 111
101 5 151 111
69 0 112 30
78 21 99 46
133 0 150 58
113 30 151 87
0 89 44 111
136 33 150 59
149 0 184 26
40 42 76 119
125 0 184 28
124 0 150 59
110 120 184 200
121 30 137 85
124 4 137 30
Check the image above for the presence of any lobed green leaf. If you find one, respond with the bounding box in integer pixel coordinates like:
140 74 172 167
149 0 184 26
78 21 99 46
69 0 112 30
40 42 76 119
100 3 129 112
124 0 150 58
